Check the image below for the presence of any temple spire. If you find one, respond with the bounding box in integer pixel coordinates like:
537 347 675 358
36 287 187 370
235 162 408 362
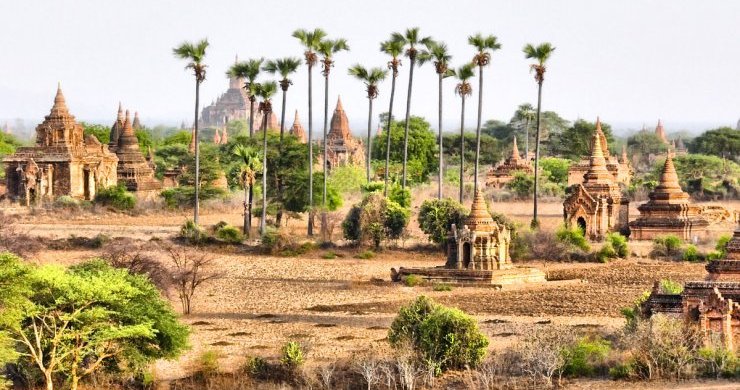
657 152 682 191
50 82 69 115
117 102 124 120
465 189 495 231
511 136 521 160
213 128 222 144
621 144 629 164
221 128 228 144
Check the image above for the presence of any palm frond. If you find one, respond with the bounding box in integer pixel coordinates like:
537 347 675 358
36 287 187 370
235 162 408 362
456 64 476 81
256 81 278 100
380 39 404 58
348 64 369 79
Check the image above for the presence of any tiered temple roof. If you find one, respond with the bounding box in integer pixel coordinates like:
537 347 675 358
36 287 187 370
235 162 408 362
567 118 632 186
655 119 668 144
109 103 125 152
486 136 533 188
200 57 250 128
629 153 709 240
289 110 307 143
114 110 162 193
323 97 364 169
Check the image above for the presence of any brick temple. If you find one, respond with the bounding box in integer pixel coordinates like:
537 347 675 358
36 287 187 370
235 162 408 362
289 110 307 143
3 85 118 204
643 225 740 350
563 129 630 240
112 109 162 195
486 136 533 188
321 97 364 170
567 118 632 187
391 190 545 286
629 153 709 240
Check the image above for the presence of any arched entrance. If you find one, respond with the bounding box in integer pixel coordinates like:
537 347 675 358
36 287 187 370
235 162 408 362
577 217 587 236
462 242 472 269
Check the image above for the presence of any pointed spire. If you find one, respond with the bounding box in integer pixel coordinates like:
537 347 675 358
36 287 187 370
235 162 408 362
213 128 222 144
657 152 682 191
290 110 307 143
465 189 495 232
117 102 124 120
511 136 521 160
51 82 69 114
221 128 228 144
335 96 344 112
132 111 142 129
621 144 629 164
655 119 668 143
582 127 613 185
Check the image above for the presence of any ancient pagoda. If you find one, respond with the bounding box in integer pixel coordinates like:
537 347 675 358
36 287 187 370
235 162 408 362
322 97 364 170
289 110 307 143
563 128 630 240
567 118 632 187
113 110 162 194
629 153 709 240
3 85 118 204
643 224 740 350
200 57 250 128
655 119 669 144
486 136 533 188
108 103 125 152
391 190 545 286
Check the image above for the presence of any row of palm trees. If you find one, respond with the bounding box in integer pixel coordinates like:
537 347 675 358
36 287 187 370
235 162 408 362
173 29 555 235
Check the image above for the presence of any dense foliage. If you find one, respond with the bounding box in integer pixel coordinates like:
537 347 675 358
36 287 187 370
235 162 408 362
342 193 409 248
371 116 437 184
417 198 467 245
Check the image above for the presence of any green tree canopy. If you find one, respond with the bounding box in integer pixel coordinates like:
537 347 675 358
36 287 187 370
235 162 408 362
371 116 437 183
81 122 111 144
550 119 615 160
690 127 740 161
442 132 501 166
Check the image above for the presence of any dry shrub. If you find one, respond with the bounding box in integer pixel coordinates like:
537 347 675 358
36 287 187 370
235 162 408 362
166 246 222 315
515 229 575 261
101 239 170 291
0 211 42 256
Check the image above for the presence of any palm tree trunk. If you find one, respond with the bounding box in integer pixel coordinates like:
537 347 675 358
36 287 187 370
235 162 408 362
193 78 201 225
532 81 543 228
248 99 255 234
525 116 530 159
279 87 287 143
366 97 373 182
437 73 443 200
243 184 249 236
401 58 416 189
384 72 397 197
307 64 314 236
260 112 269 235
459 95 466 203
322 73 329 207
276 86 288 228
474 65 483 194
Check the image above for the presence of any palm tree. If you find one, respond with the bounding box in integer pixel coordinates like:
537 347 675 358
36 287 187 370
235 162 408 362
233 145 261 237
292 28 327 236
173 39 209 226
379 39 404 196
523 42 555 229
513 103 536 158
348 65 388 182
421 40 454 199
391 28 432 190
263 57 302 144
468 34 501 194
317 38 349 208
255 81 278 235
454 64 475 203
228 58 263 233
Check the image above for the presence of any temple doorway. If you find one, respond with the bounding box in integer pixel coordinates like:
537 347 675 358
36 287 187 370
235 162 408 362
83 169 91 200
577 217 587 236
462 242 472 268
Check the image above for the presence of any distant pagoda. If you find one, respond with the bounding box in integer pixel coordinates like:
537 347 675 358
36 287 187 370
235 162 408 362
113 110 162 194
567 118 632 187
486 136 533 188
289 110 307 143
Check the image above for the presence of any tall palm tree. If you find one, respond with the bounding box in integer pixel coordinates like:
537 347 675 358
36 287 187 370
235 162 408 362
454 64 475 203
391 28 432 190
263 57 302 144
292 28 327 236
228 58 263 233
255 81 278 235
173 39 209 226
233 145 261 237
348 65 388 182
379 39 404 196
317 38 349 208
513 103 536 158
421 40 454 199
468 34 501 194
523 42 555 229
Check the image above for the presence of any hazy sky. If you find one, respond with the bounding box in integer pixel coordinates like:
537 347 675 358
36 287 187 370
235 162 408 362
1 0 738 135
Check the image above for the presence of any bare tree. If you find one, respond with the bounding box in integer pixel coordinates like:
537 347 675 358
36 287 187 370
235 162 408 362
395 354 423 390
101 240 170 291
379 360 397 390
318 361 336 390
356 358 381 390
166 246 222 314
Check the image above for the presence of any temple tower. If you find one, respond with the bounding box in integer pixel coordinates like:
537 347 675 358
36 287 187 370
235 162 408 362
114 110 162 194
322 97 365 170
289 110 307 143
486 136 533 188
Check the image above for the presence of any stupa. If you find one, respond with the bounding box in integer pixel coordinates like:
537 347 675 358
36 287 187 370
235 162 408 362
567 119 632 186
655 119 669 144
643 224 740 350
289 110 307 143
114 110 162 194
321 97 365 170
3 85 118 204
391 190 545 286
486 136 533 188
563 129 630 239
629 153 709 240
108 103 125 152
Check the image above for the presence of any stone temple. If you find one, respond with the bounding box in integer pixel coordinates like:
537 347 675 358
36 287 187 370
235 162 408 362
629 153 709 240
567 118 632 187
321 97 365 170
563 129 630 240
112 110 162 195
643 224 740 350
392 190 545 286
3 85 118 204
486 136 533 188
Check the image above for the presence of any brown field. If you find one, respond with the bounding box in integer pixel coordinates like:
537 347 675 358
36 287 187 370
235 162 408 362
4 192 739 387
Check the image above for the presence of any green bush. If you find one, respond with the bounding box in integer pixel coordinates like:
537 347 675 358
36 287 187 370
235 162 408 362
556 225 591 252
609 360 637 380
652 235 683 257
342 193 409 248
404 274 423 287
180 219 206 244
595 242 617 263
341 205 362 242
243 355 269 378
356 250 375 259
682 244 704 262
361 181 385 193
280 341 305 368
433 283 452 292
388 184 411 208
322 252 337 259
606 233 628 258
385 200 410 239
660 279 684 294
196 350 220 377
417 198 467 245
621 291 650 331
215 225 243 244
562 337 611 377
160 186 227 208
715 234 732 257
388 296 489 373
95 185 136 210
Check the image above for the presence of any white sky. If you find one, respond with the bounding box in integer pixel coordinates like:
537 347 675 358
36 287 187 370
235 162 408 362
1 0 738 135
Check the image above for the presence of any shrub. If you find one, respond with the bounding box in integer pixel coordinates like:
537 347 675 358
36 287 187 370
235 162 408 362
356 250 375 259
243 356 269 378
556 225 590 252
715 234 732 257
95 184 136 210
595 242 617 263
388 184 411 208
682 244 704 262
215 225 243 244
660 279 684 294
361 181 385 194
697 345 740 379
388 296 489 373
385 200 410 240
343 193 409 248
561 337 611 377
260 228 310 256
281 341 305 369
322 252 337 259
433 283 452 292
417 198 467 245
341 205 362 242
195 350 220 378
609 360 638 380
621 291 650 331
54 195 81 210
606 233 628 258
403 274 423 287
180 219 206 244
652 235 683 258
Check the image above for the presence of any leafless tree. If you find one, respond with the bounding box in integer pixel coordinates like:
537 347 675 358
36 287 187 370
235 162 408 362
317 361 336 390
101 240 170 291
395 354 423 390
378 360 397 390
355 358 381 390
166 246 222 314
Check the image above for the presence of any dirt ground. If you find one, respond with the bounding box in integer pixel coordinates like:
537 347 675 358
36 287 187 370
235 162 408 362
5 196 739 387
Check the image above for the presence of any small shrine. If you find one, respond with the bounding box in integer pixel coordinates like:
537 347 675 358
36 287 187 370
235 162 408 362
643 225 740 350
2 85 118 205
486 136 533 188
321 97 365 170
567 118 632 187
629 153 709 240
391 190 545 286
113 110 162 194
563 129 629 240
